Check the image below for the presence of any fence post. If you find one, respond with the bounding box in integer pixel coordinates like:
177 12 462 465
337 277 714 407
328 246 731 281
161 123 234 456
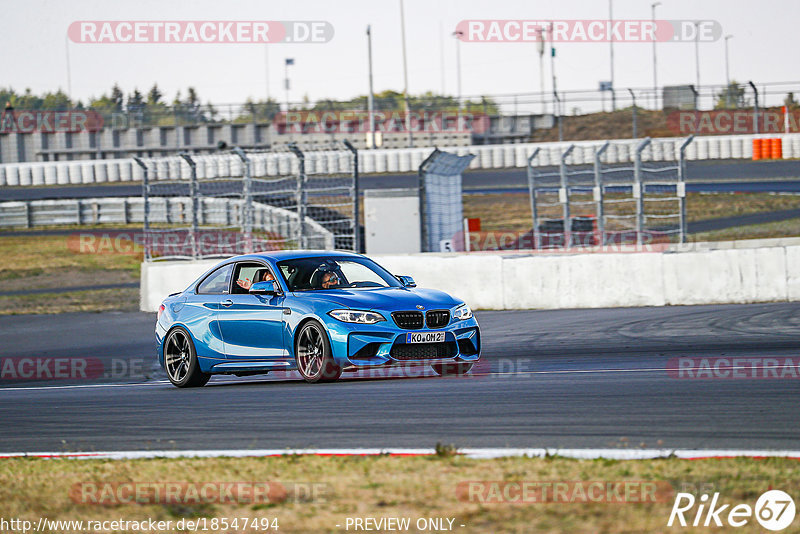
634 137 652 247
133 157 150 261
678 135 695 244
343 139 360 253
559 144 575 248
232 147 253 253
526 148 541 250
418 148 440 253
594 141 610 246
288 143 306 250
179 153 198 259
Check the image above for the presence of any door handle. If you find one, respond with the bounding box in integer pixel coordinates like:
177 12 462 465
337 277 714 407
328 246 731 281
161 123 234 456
221 299 233 307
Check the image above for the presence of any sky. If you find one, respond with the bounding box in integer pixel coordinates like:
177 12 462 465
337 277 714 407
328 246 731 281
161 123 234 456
2 0 799 112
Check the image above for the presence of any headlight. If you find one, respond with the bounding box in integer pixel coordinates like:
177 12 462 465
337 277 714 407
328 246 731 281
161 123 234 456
453 304 473 320
328 309 386 324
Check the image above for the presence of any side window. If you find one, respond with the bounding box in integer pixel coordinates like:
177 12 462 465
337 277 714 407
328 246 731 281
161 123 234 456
197 264 233 295
231 263 274 294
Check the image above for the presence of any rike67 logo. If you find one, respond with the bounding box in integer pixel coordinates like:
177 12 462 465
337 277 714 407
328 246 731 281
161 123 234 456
668 490 796 531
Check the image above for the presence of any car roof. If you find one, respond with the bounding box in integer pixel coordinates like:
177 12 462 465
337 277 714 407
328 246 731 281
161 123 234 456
228 250 365 263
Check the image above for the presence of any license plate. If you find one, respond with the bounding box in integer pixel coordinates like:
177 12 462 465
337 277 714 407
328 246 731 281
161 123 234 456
405 331 445 344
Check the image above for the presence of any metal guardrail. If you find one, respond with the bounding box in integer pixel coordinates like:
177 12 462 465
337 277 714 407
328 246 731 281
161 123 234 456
0 197 335 250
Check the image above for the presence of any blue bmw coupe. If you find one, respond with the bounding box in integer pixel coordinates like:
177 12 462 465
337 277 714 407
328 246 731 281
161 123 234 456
156 251 481 387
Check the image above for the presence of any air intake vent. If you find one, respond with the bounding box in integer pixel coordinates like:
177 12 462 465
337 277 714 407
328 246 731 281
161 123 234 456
390 342 458 360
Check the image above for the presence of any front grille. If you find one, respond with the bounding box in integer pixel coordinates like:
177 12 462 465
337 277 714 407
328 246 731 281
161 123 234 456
425 310 450 328
392 311 424 329
390 342 458 360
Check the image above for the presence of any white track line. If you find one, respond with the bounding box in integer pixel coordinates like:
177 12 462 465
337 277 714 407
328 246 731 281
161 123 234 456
1 448 799 461
0 364 796 392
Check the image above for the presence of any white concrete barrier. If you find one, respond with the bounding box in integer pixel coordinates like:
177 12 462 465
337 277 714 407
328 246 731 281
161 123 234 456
18 164 32 186
5 132 800 187
68 163 82 184
79 162 94 184
106 161 120 182
786 246 800 301
119 161 132 182
140 260 218 312
44 164 57 185
374 254 505 310
31 163 45 186
140 241 800 311
374 151 387 173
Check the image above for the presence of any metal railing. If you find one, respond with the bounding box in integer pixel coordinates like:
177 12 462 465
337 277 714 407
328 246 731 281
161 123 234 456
527 136 694 249
133 143 359 260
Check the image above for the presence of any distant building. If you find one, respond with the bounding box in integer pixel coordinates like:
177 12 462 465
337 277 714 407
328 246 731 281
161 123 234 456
662 85 697 110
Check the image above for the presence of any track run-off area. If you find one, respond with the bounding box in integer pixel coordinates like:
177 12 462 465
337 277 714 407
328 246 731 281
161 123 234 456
0 302 797 453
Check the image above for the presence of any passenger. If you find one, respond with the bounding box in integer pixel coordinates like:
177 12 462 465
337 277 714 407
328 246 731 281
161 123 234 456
236 270 275 291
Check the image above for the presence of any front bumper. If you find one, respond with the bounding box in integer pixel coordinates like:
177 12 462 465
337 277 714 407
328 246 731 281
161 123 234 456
325 316 481 369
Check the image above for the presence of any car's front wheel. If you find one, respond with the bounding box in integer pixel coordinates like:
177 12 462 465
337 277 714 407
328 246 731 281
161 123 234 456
295 321 341 383
164 326 210 388
431 362 473 377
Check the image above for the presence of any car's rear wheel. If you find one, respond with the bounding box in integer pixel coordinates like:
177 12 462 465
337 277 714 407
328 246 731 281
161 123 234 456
295 321 341 383
164 327 210 388
431 362 473 377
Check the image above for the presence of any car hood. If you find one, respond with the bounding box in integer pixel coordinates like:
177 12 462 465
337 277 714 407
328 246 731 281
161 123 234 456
292 287 462 312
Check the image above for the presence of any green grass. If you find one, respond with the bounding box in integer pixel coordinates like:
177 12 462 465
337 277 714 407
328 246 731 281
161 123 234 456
0 455 797 533
693 218 800 242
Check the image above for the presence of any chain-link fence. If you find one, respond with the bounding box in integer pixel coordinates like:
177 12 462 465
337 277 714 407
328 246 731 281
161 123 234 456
527 136 694 249
134 142 359 261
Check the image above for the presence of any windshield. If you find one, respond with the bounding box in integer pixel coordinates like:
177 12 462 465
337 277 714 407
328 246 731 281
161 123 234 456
277 256 403 291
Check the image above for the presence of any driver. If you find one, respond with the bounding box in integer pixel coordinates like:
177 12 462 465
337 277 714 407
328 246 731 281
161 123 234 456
321 271 340 289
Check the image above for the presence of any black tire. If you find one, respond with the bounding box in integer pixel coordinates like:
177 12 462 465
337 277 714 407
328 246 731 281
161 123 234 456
431 362 473 377
295 321 341 383
163 326 211 388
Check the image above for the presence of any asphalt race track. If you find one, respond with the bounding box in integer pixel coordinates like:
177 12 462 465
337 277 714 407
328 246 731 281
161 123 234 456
1 159 800 201
0 302 798 452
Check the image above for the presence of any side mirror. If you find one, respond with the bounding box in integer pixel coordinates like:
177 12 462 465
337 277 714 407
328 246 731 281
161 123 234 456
397 275 416 288
250 280 282 295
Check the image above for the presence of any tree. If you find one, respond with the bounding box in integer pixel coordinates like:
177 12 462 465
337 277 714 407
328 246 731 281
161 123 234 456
15 88 44 110
237 97 280 123
784 92 799 110
40 90 72 110
714 81 747 109
147 84 163 105
110 84 125 111
127 89 145 112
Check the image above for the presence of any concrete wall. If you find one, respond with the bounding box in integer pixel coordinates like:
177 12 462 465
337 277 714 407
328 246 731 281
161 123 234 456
140 239 800 312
